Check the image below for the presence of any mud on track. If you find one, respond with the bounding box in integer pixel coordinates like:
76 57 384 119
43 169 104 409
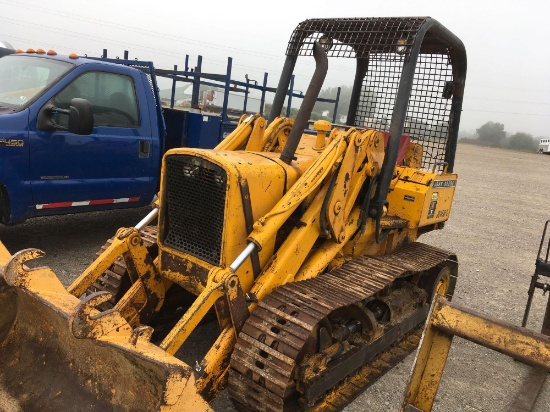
1 144 549 411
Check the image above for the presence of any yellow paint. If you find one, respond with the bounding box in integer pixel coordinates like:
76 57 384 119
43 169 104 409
0 249 199 410
67 228 135 297
159 268 228 355
387 166 458 229
1 109 461 409
214 114 259 151
249 135 347 249
313 119 332 150
402 296 550 411
244 116 267 151
0 241 10 268
325 129 384 243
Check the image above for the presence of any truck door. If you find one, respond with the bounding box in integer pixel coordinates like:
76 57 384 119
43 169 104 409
28 69 155 214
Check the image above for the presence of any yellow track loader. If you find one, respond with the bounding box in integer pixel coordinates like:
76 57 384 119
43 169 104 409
0 17 466 411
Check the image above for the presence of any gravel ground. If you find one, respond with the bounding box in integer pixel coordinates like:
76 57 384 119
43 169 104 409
1 143 549 411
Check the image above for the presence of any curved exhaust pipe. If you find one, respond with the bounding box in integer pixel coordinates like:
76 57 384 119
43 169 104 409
280 42 328 164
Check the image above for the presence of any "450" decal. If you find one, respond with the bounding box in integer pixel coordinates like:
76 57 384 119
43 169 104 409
0 139 24 147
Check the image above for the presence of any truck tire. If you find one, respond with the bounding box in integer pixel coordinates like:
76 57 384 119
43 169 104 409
0 185 10 224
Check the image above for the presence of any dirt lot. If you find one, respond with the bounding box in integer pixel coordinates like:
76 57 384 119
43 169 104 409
1 143 549 411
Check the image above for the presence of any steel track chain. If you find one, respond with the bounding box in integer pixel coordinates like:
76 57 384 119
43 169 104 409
83 225 158 308
228 242 455 412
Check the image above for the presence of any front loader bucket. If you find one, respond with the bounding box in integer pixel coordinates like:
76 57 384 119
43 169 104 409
0 247 211 412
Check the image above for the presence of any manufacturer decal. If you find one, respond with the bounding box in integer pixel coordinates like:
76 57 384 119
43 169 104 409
0 139 24 147
432 179 457 189
436 209 449 219
404 195 415 202
427 192 438 219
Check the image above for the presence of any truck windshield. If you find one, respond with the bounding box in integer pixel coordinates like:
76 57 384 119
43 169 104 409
0 55 73 109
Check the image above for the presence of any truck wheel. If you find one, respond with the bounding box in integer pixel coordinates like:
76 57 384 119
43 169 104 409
0 185 10 224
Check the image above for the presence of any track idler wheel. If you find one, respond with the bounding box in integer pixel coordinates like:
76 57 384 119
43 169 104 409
417 263 457 301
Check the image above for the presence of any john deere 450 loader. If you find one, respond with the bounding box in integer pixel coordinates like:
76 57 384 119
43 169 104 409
0 17 466 411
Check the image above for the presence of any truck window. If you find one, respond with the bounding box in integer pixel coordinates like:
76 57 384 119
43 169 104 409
54 71 139 128
0 55 72 109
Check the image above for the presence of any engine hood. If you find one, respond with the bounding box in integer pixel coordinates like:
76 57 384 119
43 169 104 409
0 106 17 115
0 108 28 131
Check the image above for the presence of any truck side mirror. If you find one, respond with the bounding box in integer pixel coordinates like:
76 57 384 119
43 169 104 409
36 98 94 135
68 98 93 135
0 47 14 58
36 104 57 131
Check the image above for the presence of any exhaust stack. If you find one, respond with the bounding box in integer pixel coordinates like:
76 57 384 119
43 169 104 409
280 42 328 164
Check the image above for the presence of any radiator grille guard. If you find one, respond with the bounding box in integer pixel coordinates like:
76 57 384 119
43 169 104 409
163 155 227 266
287 18 454 171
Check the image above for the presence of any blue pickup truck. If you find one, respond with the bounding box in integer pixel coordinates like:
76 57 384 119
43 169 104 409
0 50 222 224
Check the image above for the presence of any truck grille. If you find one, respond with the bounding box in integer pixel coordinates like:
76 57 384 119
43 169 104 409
163 155 227 265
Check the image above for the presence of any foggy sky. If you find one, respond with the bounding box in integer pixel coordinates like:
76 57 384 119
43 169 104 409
2 0 549 137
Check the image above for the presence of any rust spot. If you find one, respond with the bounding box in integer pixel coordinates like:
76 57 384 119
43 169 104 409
160 253 209 288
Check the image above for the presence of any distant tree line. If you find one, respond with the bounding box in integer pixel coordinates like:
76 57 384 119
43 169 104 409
460 121 542 152
266 88 544 154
